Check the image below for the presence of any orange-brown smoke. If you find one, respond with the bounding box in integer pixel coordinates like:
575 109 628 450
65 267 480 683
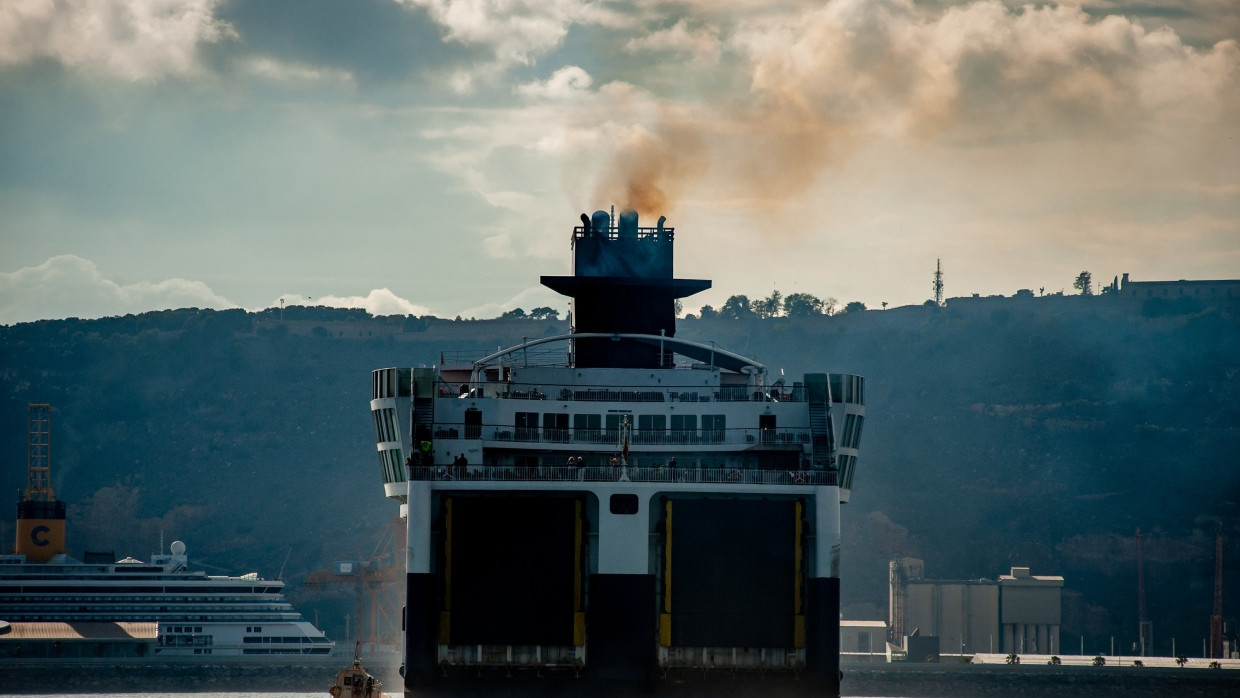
590 106 708 217
586 0 1239 218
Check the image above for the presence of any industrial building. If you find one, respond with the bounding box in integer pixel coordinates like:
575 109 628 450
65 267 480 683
889 558 1063 657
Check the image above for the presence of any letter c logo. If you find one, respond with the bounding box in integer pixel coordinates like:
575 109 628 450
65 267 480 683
31 525 50 546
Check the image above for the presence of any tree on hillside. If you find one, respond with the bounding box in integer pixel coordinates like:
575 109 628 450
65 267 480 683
500 308 526 319
719 295 753 319
1073 271 1093 296
752 290 783 319
784 293 825 317
529 307 559 320
841 301 867 314
698 304 718 319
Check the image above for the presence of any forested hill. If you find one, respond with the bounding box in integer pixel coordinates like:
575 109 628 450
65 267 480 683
1 295 1237 654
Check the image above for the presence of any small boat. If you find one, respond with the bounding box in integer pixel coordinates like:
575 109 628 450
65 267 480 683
329 642 390 698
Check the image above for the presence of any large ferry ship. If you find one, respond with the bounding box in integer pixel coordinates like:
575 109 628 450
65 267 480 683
0 405 334 662
369 210 864 694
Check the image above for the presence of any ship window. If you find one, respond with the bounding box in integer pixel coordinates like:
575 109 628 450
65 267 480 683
610 494 639 515
574 413 601 442
515 412 539 440
701 414 725 442
543 413 569 442
464 408 482 439
638 414 666 431
759 414 776 443
605 414 625 440
670 414 697 442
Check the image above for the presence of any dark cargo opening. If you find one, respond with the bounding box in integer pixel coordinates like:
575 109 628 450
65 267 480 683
669 499 797 647
443 496 579 646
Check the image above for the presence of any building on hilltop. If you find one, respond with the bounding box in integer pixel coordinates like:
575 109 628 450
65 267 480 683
888 558 1063 657
1111 273 1240 301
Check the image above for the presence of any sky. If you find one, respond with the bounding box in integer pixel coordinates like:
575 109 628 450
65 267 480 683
1 0 1238 324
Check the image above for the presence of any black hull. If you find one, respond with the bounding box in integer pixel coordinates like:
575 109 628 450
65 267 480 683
401 573 841 696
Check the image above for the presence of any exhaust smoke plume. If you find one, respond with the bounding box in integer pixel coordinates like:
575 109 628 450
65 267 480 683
589 0 1239 216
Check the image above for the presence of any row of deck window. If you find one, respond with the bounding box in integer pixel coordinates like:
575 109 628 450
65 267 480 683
516 412 726 434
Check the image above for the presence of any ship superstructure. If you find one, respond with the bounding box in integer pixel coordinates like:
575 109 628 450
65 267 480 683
0 543 334 659
370 210 864 694
1 404 333 661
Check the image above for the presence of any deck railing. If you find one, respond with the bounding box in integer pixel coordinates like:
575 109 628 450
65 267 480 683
438 381 805 403
406 465 836 486
430 425 813 447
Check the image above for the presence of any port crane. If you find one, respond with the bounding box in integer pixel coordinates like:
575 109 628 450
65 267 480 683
1137 528 1151 656
1210 523 1224 659
303 517 406 656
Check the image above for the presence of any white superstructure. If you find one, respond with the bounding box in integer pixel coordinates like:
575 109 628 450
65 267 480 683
0 541 333 660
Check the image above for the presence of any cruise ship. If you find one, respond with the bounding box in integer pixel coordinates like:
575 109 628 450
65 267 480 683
369 210 864 694
0 405 334 662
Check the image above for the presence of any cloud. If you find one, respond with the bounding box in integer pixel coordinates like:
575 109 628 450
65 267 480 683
395 0 623 90
624 18 722 68
457 283 566 320
0 255 238 324
214 0 473 87
288 288 432 317
240 56 353 85
516 65 592 100
0 0 235 80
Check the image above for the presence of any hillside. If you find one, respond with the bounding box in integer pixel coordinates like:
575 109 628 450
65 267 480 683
1 296 1237 654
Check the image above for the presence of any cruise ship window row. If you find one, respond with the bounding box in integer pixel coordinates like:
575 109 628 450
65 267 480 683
242 635 327 643
161 634 213 647
0 585 280 594
0 604 294 614
243 647 333 654
0 592 285 602
0 597 293 609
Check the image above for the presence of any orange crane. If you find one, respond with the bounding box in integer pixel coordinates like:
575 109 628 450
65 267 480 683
15 404 68 562
304 517 406 656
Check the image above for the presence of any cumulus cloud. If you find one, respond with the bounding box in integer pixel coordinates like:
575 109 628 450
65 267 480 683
516 65 592 100
289 288 433 317
456 284 565 320
0 0 235 80
624 18 722 68
396 0 621 90
241 56 353 85
0 255 238 324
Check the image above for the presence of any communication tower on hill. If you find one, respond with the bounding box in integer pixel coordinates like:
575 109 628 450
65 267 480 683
932 259 944 307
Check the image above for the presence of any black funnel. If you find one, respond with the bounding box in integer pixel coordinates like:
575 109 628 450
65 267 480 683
542 210 710 369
